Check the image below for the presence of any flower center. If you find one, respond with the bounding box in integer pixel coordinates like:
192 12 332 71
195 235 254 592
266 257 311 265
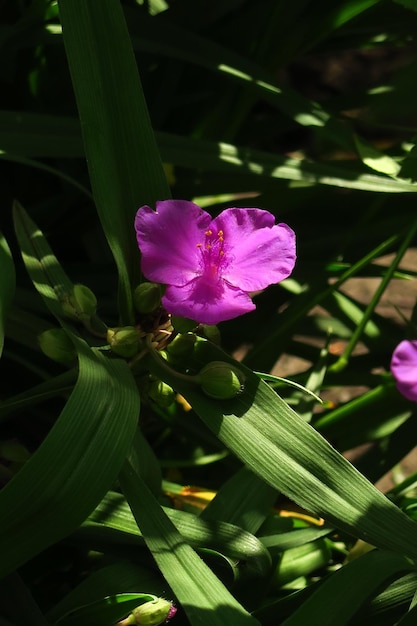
196 229 226 280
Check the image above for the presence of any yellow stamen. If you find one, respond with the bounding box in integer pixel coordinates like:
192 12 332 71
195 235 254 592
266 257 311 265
196 243 202 248
205 229 212 236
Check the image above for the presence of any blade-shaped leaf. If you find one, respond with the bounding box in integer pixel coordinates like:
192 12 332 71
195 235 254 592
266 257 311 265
0 231 15 358
13 200 74 320
200 466 277 534
159 132 417 194
147 341 417 561
58 0 170 324
3 203 140 577
84 489 271 579
282 549 415 626
3 113 417 194
119 459 261 626
0 336 139 578
54 593 158 626
47 563 166 623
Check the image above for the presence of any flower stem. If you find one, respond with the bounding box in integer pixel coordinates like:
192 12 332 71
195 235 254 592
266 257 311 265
144 334 199 384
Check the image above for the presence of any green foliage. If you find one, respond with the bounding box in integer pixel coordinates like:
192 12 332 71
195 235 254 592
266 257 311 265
2 1 417 625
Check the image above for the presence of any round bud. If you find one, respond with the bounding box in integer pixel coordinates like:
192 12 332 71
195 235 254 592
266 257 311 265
107 326 140 358
0 440 30 463
202 324 221 345
61 284 97 321
166 332 196 359
148 380 176 408
171 315 196 333
198 361 245 400
133 282 161 314
38 328 76 363
131 598 176 625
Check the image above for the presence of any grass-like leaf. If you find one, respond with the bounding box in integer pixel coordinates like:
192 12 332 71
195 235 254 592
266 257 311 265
199 466 277 534
0 231 15 358
47 563 167 622
4 200 140 576
13 200 74 320
54 593 158 626
0 337 139 577
2 113 417 193
58 0 170 324
119 459 261 626
85 488 271 580
148 340 417 561
281 549 415 626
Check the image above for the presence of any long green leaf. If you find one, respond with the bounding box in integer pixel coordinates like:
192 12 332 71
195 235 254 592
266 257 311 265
47 563 166 623
84 489 271 579
0 572 49 626
147 340 417 561
282 549 415 626
124 6 361 151
0 338 139 578
3 201 140 578
159 132 417 194
200 466 277 534
2 113 417 193
119 459 261 626
54 593 158 626
58 0 170 324
13 200 74 320
7 3 382 156
0 232 15 358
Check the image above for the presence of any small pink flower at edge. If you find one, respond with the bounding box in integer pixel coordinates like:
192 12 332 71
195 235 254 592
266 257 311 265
134 199 296 325
390 339 417 402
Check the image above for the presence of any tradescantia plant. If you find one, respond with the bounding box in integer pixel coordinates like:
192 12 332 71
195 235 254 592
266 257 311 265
3 1 417 626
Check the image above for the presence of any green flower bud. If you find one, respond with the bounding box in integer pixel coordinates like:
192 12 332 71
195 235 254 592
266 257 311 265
61 284 97 321
166 333 196 359
202 324 221 345
148 380 176 408
171 316 196 333
130 598 176 625
107 326 140 358
0 440 30 463
133 282 162 314
198 361 245 400
273 540 331 586
38 328 77 363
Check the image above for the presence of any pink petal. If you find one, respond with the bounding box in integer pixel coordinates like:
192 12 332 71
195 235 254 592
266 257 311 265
212 208 296 291
390 340 417 402
162 279 255 325
135 200 211 286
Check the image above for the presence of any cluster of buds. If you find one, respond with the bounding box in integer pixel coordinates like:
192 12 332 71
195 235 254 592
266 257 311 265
107 283 173 359
40 279 246 404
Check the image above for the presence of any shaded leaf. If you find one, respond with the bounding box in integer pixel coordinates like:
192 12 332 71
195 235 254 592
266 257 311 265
59 0 170 324
0 232 15 358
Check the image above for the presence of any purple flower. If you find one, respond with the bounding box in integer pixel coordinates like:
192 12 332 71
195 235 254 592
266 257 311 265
390 340 417 402
135 200 296 325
